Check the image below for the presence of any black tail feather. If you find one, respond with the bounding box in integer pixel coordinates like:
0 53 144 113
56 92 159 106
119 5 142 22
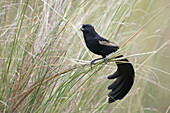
107 70 120 79
108 56 135 103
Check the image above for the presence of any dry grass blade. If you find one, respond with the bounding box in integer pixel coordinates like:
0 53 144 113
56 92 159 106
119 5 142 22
0 0 169 113
120 4 170 49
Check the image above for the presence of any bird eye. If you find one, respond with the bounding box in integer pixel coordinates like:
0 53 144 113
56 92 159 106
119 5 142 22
83 25 87 28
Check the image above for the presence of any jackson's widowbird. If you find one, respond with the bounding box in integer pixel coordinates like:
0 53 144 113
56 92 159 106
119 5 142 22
80 24 135 103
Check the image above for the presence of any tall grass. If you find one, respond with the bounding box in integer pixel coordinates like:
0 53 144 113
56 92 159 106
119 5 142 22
0 0 169 113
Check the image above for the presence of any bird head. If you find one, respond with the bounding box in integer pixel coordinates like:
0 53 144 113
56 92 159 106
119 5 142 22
80 24 98 37
80 24 95 32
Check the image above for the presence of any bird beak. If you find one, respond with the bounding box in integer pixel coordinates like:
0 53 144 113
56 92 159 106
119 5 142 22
80 25 84 31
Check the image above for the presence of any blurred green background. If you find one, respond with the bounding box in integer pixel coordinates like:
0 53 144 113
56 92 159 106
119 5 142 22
0 0 170 113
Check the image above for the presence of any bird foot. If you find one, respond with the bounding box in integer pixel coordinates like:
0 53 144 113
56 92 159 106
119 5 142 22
90 58 104 68
90 60 96 68
90 57 108 68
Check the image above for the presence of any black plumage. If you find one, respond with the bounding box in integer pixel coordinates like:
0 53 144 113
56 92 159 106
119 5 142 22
80 24 118 56
107 56 134 103
80 24 135 103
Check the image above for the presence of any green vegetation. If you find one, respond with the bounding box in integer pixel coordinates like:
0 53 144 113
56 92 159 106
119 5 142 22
0 0 169 112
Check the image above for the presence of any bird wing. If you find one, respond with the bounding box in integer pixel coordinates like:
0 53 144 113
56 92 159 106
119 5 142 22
99 40 118 47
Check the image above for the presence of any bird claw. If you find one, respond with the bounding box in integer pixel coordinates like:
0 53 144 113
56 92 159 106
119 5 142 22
90 57 108 68
90 60 96 68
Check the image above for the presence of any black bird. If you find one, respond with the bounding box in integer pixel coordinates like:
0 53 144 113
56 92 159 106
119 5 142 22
80 24 135 103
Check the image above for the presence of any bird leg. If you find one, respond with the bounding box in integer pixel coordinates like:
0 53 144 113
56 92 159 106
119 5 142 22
103 57 108 64
107 51 115 57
